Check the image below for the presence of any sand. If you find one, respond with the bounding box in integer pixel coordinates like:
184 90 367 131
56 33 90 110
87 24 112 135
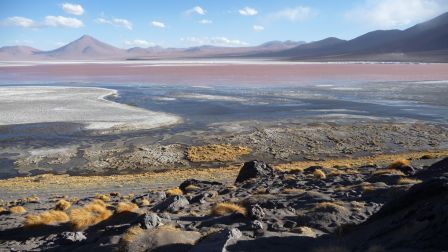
0 86 181 132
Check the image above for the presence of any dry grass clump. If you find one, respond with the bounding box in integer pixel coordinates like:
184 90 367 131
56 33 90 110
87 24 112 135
0 207 6 214
282 188 306 194
313 169 326 179
211 202 247 216
24 210 69 227
397 177 422 185
55 199 71 211
95 194 111 202
293 226 316 237
115 202 139 214
110 192 121 197
9 206 27 214
141 198 151 206
121 225 145 243
313 202 347 213
24 196 40 203
372 169 405 176
187 144 251 162
184 184 200 192
166 187 183 197
387 159 410 169
69 201 112 231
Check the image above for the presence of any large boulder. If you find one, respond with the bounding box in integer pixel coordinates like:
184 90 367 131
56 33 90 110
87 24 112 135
415 157 448 180
235 160 275 183
191 228 242 252
153 195 189 213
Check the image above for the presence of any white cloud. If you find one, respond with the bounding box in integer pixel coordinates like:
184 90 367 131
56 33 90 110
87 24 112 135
239 7 258 16
124 39 156 47
199 19 212 24
151 21 165 28
181 36 249 47
185 6 206 15
269 6 314 22
61 3 84 16
95 17 133 30
345 0 448 29
253 25 264 31
44 16 83 28
54 41 67 47
2 16 37 27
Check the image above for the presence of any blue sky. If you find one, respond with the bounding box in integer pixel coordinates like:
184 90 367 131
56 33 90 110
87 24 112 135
1 0 448 50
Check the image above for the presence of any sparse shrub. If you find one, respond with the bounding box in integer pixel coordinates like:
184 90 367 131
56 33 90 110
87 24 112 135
420 154 435 160
24 196 40 203
282 188 306 194
313 169 326 179
387 159 410 169
121 225 145 243
95 194 111 202
166 188 183 197
372 169 405 176
69 201 112 230
140 199 150 206
70 197 79 203
397 177 422 185
9 206 27 214
184 184 200 192
211 202 247 216
294 226 316 237
24 210 69 227
55 199 71 211
116 202 139 214
313 202 346 213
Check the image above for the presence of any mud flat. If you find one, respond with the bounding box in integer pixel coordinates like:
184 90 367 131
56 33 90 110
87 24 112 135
0 86 181 133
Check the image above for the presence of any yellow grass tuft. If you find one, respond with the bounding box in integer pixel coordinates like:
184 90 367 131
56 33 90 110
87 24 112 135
372 169 405 176
110 192 121 197
141 198 151 206
211 202 247 216
313 169 326 179
24 196 40 203
387 159 410 169
95 194 111 202
166 187 183 197
313 202 347 213
282 188 306 194
187 144 251 162
0 207 6 214
24 210 69 227
69 201 112 231
55 199 71 211
115 202 139 214
397 177 422 185
9 206 27 214
184 184 200 192
293 226 316 237
121 225 145 243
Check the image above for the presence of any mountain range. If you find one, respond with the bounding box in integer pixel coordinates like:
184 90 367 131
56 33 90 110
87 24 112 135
1 11 447 62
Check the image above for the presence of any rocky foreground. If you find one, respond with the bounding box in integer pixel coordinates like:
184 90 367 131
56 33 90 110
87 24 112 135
1 157 448 251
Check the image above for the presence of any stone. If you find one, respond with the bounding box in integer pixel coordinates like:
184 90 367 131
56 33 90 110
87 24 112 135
248 204 265 220
138 213 163 229
191 228 242 252
153 195 189 212
235 160 275 183
179 179 222 192
59 232 86 244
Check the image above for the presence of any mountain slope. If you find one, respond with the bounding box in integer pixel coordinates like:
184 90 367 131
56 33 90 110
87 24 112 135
0 46 41 60
41 35 126 59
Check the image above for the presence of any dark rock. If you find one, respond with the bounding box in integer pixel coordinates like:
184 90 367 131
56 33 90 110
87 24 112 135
303 166 324 174
395 164 415 176
179 179 222 192
367 174 401 185
251 220 265 236
415 157 448 180
138 213 163 229
190 228 242 252
153 195 189 213
235 160 275 183
343 175 448 251
59 232 86 244
283 220 297 229
248 204 265 220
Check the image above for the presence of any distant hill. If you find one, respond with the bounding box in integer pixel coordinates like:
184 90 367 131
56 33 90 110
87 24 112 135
257 12 448 62
1 12 447 62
